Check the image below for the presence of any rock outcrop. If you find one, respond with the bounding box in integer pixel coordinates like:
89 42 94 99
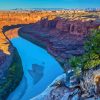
39 17 100 35
31 72 100 100
80 66 100 99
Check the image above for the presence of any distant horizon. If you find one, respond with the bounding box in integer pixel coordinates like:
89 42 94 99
0 8 100 11
0 0 100 10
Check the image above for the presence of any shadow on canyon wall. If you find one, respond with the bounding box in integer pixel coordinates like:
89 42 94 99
2 24 28 33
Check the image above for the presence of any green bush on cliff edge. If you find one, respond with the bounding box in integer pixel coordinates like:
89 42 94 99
69 30 100 73
0 48 23 100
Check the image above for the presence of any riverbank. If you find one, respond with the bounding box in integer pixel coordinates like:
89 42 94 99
19 28 65 70
0 47 23 100
17 27 83 99
7 36 63 100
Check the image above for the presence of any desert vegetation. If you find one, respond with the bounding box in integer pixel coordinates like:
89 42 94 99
69 29 100 74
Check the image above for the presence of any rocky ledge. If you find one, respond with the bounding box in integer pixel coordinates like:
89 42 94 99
32 69 100 100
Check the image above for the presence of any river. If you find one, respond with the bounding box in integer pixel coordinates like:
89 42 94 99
7 37 63 100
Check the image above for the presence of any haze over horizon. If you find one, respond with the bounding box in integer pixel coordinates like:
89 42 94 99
0 0 100 10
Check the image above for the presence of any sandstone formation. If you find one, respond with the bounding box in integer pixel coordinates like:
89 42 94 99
19 17 100 65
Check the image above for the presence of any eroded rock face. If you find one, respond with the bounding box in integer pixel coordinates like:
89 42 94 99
0 32 14 99
18 15 100 99
80 66 100 99
0 33 11 54
19 17 100 65
40 17 100 35
0 32 13 69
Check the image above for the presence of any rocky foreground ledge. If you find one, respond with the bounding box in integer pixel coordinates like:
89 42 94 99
31 65 100 100
31 73 100 100
0 32 23 99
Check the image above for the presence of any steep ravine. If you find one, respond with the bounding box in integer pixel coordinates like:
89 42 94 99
0 31 23 100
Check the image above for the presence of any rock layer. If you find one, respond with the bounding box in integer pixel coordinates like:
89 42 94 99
19 17 100 65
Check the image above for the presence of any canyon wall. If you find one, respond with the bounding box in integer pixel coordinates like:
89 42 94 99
19 16 100 66
0 32 13 77
40 17 100 35
0 32 23 99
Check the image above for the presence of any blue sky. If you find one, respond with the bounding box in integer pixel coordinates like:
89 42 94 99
0 0 100 10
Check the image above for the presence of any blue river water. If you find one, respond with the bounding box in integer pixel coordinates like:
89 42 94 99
8 37 63 100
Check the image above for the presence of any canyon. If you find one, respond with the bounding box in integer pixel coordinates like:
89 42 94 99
0 10 100 99
19 17 100 65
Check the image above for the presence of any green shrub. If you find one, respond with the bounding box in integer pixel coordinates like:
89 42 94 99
69 56 82 69
69 56 82 75
69 29 100 72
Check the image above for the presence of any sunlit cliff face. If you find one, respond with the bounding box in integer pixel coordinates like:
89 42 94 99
0 10 99 28
0 11 55 55
0 33 10 55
